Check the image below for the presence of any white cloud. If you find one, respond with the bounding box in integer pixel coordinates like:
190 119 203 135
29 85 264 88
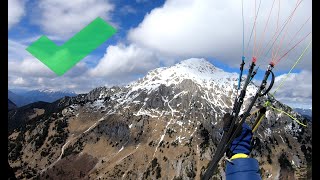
8 39 159 93
272 70 312 109
8 0 26 29
33 0 115 37
18 34 67 44
128 0 312 70
9 57 56 78
89 44 159 78
8 39 96 92
8 40 56 77
8 39 29 60
8 57 98 93
8 58 100 93
9 39 80 78
13 77 28 85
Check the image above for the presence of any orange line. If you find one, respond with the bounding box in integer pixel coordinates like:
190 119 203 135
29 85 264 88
287 16 311 47
256 0 276 59
274 32 311 65
253 0 257 58
271 0 302 64
258 0 280 62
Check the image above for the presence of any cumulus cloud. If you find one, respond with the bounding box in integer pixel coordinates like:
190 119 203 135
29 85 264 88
8 39 95 92
13 77 28 85
9 57 55 78
8 59 100 93
8 73 102 93
89 44 159 79
8 61 99 93
9 39 56 77
8 0 26 29
272 70 312 109
128 0 312 70
8 39 160 93
33 0 115 37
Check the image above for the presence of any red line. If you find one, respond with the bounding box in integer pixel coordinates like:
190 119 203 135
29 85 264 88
255 0 276 58
272 0 303 62
287 16 311 47
273 32 311 65
253 0 257 58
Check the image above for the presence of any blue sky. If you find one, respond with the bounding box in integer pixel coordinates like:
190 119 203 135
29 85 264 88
8 0 312 108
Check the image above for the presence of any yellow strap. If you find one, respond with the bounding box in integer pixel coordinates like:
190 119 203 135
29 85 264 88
230 153 249 160
252 114 265 133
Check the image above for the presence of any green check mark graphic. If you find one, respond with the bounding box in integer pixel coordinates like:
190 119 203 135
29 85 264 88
26 17 116 76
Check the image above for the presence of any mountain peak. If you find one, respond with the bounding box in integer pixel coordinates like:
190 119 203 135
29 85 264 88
128 58 239 92
176 58 223 73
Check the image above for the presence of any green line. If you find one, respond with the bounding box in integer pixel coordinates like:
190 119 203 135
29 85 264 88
262 40 312 127
268 105 307 127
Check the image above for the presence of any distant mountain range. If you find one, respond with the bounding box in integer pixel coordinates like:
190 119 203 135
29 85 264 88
293 108 312 120
8 89 77 107
8 99 17 111
8 90 33 107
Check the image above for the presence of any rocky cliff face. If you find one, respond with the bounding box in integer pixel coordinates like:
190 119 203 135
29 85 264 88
8 58 311 179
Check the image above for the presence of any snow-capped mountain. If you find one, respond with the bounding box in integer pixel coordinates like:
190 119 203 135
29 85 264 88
22 89 77 103
8 58 311 179
8 89 77 106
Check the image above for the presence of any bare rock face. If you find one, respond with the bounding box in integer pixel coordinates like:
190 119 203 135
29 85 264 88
8 58 311 179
